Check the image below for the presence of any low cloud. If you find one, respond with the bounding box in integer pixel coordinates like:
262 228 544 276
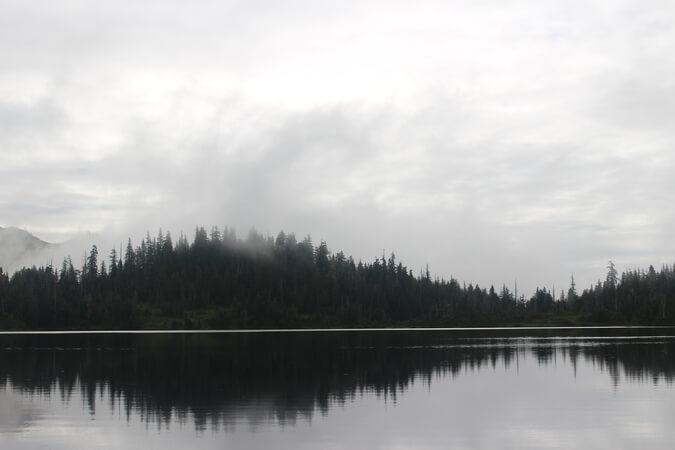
2 0 675 294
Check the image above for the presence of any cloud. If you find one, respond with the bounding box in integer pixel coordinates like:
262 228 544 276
1 0 675 294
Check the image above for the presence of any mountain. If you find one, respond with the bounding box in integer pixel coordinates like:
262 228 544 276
0 227 56 272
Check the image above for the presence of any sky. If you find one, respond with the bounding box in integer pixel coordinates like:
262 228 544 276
1 0 675 295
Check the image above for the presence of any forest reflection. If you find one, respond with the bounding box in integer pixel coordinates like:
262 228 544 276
1 330 674 431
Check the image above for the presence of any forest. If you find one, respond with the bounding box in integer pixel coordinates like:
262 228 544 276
1 226 674 330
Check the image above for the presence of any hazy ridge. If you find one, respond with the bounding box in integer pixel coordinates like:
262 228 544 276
0 226 96 273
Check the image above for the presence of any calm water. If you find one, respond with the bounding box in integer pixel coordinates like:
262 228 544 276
1 328 675 449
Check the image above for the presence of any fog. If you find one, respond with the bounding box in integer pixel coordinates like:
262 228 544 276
0 227 102 274
2 0 675 294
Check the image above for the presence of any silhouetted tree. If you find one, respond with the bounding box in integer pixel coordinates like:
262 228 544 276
1 227 674 330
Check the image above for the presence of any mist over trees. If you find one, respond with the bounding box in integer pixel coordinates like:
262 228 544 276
1 227 674 330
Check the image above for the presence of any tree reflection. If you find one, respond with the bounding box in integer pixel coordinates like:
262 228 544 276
0 330 674 430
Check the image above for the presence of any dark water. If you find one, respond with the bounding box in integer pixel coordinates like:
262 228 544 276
1 328 675 449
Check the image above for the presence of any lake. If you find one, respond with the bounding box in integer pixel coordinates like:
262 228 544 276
1 328 674 449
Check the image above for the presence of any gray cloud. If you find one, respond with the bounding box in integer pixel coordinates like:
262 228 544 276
2 0 675 295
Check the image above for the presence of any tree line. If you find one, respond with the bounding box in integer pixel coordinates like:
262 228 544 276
1 227 674 329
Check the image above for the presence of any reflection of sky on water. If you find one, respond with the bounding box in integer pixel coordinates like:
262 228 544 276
1 332 675 449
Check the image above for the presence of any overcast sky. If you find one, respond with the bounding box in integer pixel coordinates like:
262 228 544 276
2 0 675 295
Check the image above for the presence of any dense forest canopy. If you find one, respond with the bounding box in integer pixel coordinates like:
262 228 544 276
0 226 674 330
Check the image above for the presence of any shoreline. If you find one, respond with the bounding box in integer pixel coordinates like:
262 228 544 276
1 325 674 335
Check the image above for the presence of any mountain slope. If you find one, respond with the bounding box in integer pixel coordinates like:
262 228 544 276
0 226 55 271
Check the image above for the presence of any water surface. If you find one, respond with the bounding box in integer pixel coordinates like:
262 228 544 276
1 328 674 449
